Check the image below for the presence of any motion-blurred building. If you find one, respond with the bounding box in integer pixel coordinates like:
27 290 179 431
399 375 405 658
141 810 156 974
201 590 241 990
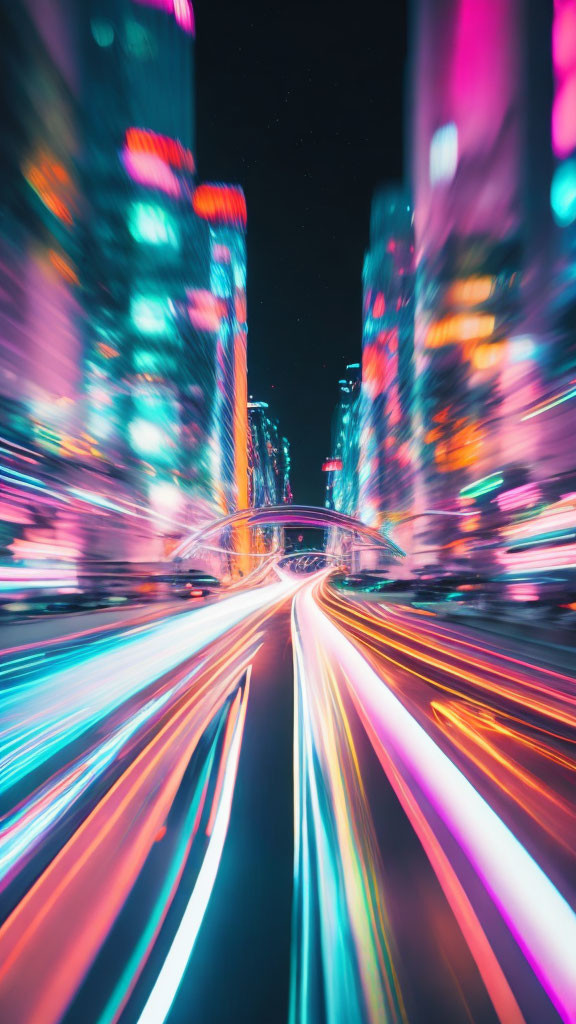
358 187 415 558
324 364 362 517
0 0 85 582
407 0 576 595
82 0 249 560
0 0 252 592
327 1 576 588
324 189 415 573
248 400 292 508
193 185 249 519
410 0 526 574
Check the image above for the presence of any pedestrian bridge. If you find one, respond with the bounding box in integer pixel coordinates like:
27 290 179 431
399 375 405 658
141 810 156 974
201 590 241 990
172 504 404 562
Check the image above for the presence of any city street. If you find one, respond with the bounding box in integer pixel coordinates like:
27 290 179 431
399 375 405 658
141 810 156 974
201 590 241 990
0 576 574 1024
2 2 576 1021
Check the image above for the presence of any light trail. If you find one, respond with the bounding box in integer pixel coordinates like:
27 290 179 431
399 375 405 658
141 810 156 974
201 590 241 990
136 674 250 1024
290 593 407 1024
0 569 574 1023
0 580 295 794
0 655 214 886
303 581 576 1024
0 648 257 1023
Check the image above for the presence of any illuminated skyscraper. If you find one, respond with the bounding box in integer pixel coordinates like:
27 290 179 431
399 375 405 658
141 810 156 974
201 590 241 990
192 185 249 517
0 0 85 572
0 0 80 450
409 0 576 592
80 1 250 559
82 0 210 555
548 0 576 434
248 401 292 507
411 0 526 572
358 187 415 547
325 364 362 517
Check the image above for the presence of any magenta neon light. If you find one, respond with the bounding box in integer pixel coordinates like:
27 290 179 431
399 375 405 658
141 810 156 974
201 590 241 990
132 0 195 36
294 585 576 1024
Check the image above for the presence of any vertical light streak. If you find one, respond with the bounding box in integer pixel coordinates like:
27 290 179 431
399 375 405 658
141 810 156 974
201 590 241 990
290 595 406 1024
97 706 225 1024
303 587 576 1024
136 675 250 1024
232 327 250 578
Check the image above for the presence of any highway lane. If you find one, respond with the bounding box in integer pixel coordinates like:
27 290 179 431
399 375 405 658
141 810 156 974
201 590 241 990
0 572 574 1024
0 580 298 1024
0 598 209 651
172 601 295 1024
306 578 576 1024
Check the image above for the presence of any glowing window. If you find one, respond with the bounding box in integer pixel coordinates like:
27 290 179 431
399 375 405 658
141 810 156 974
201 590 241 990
429 123 458 185
129 418 165 455
131 295 171 335
129 202 179 246
551 158 576 224
133 350 177 374
193 184 247 227
91 19 114 46
125 20 156 59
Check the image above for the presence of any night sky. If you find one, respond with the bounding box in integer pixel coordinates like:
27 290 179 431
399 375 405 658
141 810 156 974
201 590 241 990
195 1 407 505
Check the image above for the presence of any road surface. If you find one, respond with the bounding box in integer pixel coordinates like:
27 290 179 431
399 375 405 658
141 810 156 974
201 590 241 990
0 574 574 1024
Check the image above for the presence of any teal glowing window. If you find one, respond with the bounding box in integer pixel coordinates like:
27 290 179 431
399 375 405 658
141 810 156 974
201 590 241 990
551 159 576 226
129 202 179 247
131 295 171 336
133 350 177 375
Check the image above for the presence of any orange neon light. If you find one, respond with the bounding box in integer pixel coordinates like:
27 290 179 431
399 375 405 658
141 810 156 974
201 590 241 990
125 128 195 172
426 313 495 348
193 185 247 227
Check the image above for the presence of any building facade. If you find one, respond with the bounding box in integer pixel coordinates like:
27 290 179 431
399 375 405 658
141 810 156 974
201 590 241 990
324 364 362 517
0 0 251 595
248 401 292 508
358 187 415 553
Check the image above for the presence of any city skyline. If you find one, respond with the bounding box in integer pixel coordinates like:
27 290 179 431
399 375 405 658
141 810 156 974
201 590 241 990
1 4 575 1024
194 0 407 504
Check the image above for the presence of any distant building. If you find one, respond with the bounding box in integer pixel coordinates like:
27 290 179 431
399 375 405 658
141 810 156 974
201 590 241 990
194 185 248 517
325 364 362 516
358 187 415 539
248 400 292 507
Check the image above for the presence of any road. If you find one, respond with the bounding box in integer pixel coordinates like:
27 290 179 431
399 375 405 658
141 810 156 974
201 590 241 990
0 573 574 1024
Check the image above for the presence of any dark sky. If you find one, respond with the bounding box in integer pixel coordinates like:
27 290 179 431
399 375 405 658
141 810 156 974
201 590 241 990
195 1 407 505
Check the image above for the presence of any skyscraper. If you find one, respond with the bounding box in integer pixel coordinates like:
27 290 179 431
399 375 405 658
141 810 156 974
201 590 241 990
325 364 362 517
248 400 292 508
82 0 215 557
193 185 249 518
358 187 415 550
410 0 525 573
0 0 84 575
0 0 252 583
81 2 249 559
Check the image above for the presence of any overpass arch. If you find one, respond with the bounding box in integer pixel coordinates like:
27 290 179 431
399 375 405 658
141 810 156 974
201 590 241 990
171 504 404 561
